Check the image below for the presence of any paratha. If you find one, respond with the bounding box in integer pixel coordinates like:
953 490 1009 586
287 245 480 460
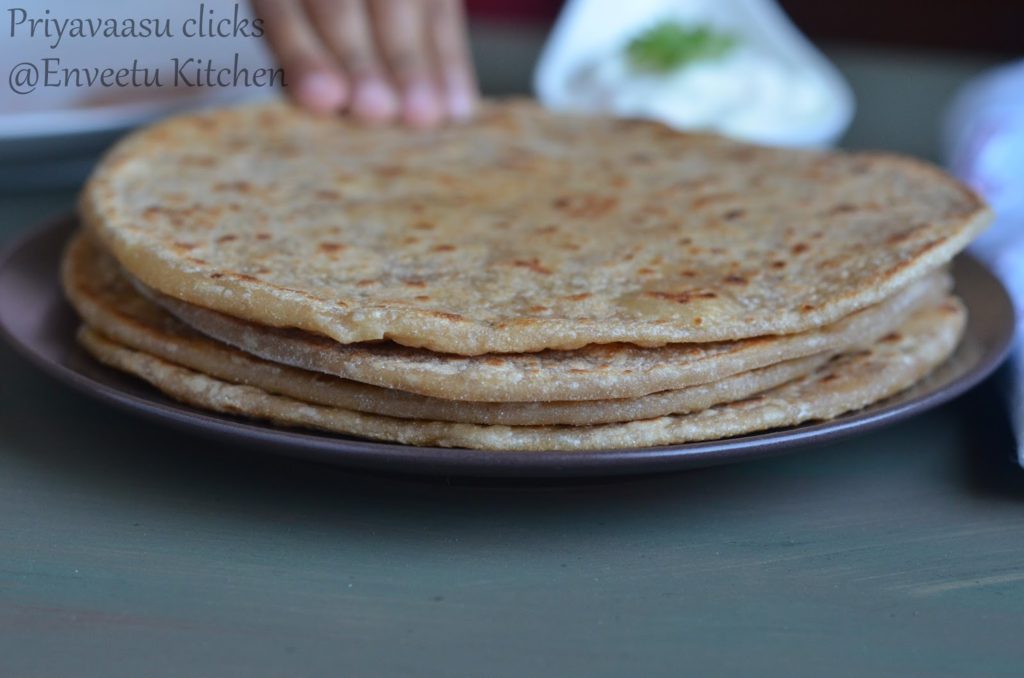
63 231 832 425
81 100 989 355
143 268 946 401
76 297 966 451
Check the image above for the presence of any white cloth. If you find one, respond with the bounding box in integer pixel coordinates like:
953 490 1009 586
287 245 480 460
945 60 1024 462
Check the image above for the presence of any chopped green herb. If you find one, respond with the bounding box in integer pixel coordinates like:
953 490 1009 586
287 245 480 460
626 21 738 74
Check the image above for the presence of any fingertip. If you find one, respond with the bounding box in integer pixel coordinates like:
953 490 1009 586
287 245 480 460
352 78 400 123
438 67 478 123
446 87 476 123
403 81 444 129
296 71 348 114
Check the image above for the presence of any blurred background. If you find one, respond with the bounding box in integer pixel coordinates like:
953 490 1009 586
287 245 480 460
471 0 1024 53
0 0 1019 194
466 0 1021 161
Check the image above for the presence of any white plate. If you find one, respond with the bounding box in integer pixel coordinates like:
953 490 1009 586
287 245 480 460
0 0 276 182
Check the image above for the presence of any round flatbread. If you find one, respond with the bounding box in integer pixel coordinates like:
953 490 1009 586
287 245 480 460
81 100 989 355
143 269 946 401
76 297 967 451
63 231 830 425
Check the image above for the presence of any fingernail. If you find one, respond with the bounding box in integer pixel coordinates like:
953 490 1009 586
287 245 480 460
353 78 398 122
297 72 346 113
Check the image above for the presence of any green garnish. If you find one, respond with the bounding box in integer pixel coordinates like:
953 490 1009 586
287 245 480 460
626 21 738 74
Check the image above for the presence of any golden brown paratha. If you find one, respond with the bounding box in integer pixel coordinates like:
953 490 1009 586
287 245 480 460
142 269 946 401
64 231 836 425
76 297 966 451
81 100 989 355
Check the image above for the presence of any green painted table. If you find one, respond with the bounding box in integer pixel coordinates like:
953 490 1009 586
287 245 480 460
3 42 1024 678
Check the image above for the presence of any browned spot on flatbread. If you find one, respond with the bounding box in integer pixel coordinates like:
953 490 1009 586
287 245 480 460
886 229 915 245
431 311 465 322
258 111 282 126
142 204 202 228
318 242 346 253
374 165 403 178
646 290 718 304
827 203 857 215
512 258 552 275
729 147 758 162
213 181 252 193
691 193 735 209
552 195 619 218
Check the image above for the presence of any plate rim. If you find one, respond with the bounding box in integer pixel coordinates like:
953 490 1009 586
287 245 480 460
0 214 1016 477
0 89 258 141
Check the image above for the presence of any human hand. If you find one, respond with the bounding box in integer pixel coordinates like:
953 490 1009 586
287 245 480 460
251 0 477 127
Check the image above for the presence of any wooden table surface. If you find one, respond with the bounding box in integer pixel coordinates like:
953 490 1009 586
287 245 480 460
2 42 1023 678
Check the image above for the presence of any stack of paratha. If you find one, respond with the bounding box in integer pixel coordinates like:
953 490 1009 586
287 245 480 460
64 101 990 451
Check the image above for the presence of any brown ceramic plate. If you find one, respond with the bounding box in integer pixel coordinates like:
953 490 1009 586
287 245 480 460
0 215 1015 477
